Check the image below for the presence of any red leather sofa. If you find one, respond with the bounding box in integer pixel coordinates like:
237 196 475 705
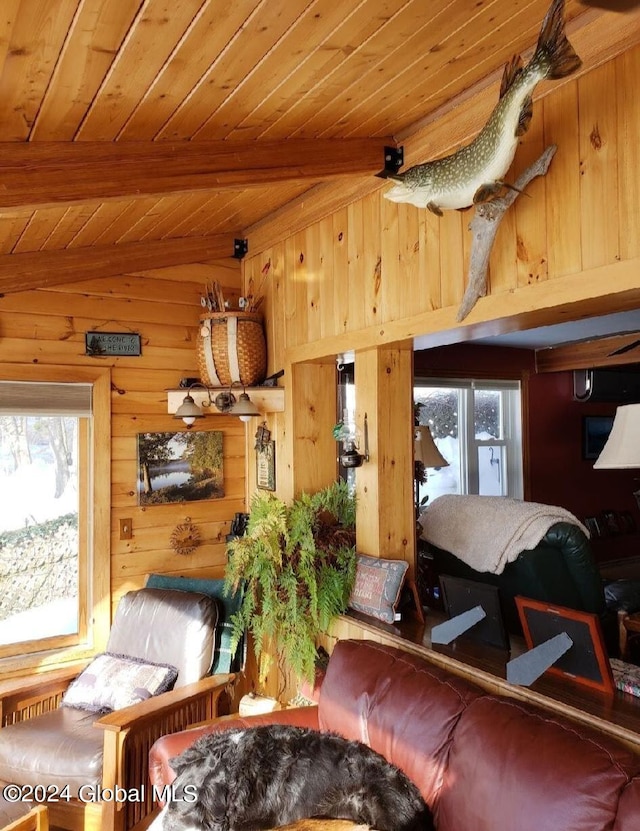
149 639 640 830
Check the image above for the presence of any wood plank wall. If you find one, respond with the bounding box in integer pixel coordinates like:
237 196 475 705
242 45 640 698
0 259 242 615
245 44 640 360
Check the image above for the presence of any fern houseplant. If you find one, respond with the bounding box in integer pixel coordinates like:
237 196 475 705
224 481 357 688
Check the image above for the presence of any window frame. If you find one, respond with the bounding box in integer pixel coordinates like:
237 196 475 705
414 377 523 501
0 365 111 677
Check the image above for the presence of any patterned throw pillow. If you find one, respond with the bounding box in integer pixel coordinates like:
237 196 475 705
348 554 409 623
61 653 178 713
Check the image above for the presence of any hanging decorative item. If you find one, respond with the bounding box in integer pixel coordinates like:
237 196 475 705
196 280 267 388
170 517 201 556
254 422 271 451
254 421 276 491
379 0 580 214
457 145 557 321
256 439 276 491
137 431 224 505
85 331 142 357
376 0 581 321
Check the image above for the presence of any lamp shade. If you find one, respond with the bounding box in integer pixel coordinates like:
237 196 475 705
593 403 640 468
414 425 449 468
174 393 204 425
229 391 261 422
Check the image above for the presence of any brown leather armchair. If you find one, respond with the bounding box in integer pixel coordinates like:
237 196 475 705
0 588 234 831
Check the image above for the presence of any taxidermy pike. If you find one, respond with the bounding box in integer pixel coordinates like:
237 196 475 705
382 0 581 214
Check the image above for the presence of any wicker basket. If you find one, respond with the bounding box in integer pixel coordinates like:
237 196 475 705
196 311 267 388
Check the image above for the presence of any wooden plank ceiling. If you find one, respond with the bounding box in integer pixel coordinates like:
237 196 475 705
0 0 638 293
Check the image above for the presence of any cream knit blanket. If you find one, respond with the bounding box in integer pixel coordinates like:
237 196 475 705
420 495 589 575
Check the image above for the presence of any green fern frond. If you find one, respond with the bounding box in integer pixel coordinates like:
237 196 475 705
224 481 357 683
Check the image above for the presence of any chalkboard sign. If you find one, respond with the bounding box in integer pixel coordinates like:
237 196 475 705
515 596 614 694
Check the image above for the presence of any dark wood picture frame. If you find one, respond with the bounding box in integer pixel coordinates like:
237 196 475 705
582 415 614 460
515 596 614 695
584 516 601 538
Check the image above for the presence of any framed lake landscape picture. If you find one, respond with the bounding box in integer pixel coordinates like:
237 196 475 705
137 431 224 506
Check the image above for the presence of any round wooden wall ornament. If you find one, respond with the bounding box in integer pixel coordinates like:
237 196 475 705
170 518 201 556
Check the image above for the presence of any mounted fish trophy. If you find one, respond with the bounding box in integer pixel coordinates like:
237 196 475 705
379 0 582 320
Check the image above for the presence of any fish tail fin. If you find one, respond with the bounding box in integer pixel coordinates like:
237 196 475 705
535 0 582 79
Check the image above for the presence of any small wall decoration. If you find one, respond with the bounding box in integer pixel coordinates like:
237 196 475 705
85 331 141 356
256 440 276 491
137 431 224 506
170 518 201 556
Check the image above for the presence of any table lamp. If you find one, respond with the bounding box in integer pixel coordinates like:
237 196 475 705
593 403 640 469
414 425 449 519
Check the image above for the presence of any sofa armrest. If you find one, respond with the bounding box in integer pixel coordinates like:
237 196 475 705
148 705 320 799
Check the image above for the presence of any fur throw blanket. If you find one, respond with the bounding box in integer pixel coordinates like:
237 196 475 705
420 495 588 575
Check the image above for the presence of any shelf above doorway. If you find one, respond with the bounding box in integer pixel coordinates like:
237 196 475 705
167 387 284 418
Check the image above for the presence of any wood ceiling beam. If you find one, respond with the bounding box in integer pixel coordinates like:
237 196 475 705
0 235 236 294
0 139 394 210
535 332 640 373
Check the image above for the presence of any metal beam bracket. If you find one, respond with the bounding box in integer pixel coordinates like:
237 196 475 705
384 145 404 172
233 238 249 259
376 146 404 178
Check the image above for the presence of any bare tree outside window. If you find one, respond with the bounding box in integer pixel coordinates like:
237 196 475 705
0 416 79 646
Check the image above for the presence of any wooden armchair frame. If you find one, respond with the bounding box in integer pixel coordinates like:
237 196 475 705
2 805 49 831
0 668 235 831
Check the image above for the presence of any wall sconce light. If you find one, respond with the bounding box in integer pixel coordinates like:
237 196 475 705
174 383 209 427
174 382 261 426
228 389 261 422
335 412 370 468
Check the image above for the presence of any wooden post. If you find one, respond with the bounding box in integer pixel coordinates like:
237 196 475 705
290 361 338 498
354 345 415 572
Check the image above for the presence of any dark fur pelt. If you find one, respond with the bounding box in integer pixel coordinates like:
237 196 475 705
162 724 434 831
